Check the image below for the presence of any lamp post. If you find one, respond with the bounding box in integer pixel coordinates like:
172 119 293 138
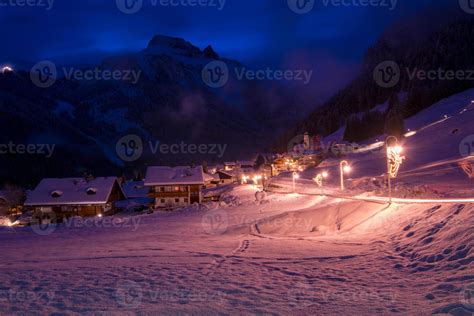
386 136 405 204
292 171 299 193
339 160 351 191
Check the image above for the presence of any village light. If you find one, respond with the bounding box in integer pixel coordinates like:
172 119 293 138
292 172 299 193
386 136 406 204
339 160 351 191
314 171 328 187
0 65 13 73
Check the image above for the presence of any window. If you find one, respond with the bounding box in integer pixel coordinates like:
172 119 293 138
160 199 165 204
86 187 98 195
174 186 180 192
51 190 63 198
184 198 188 203
159 187 165 192
175 198 179 203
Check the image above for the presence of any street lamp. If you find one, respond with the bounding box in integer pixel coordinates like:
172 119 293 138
339 160 351 191
386 136 405 204
292 171 299 193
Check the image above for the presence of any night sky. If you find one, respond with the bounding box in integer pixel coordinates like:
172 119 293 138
0 0 455 99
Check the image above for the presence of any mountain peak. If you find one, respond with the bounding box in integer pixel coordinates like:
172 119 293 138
147 35 201 54
203 45 219 59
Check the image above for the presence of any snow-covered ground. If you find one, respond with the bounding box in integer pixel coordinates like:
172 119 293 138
0 90 473 315
0 184 472 315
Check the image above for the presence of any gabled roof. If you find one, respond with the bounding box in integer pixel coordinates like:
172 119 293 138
144 166 204 186
25 177 122 206
203 173 218 182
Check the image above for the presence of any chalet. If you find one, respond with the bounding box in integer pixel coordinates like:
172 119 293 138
145 166 205 208
24 177 126 218
216 170 237 185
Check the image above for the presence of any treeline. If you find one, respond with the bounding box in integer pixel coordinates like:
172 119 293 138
272 14 474 150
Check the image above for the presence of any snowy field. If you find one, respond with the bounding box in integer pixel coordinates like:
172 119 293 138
0 90 474 315
0 185 473 315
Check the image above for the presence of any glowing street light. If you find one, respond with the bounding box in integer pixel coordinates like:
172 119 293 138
313 171 329 187
0 65 13 73
386 136 405 204
292 171 299 193
339 160 351 191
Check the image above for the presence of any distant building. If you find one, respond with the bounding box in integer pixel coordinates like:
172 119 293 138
224 162 237 171
24 177 125 218
216 170 237 185
145 166 205 208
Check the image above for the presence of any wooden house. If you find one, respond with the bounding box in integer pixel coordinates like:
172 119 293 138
145 166 205 208
24 177 125 219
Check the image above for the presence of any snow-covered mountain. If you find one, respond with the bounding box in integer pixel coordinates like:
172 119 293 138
0 35 305 185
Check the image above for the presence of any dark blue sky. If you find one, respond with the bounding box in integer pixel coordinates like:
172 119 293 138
0 0 457 99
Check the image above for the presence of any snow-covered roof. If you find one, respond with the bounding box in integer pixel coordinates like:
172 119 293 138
238 160 254 167
122 181 150 199
203 173 218 183
144 166 205 186
25 177 122 206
